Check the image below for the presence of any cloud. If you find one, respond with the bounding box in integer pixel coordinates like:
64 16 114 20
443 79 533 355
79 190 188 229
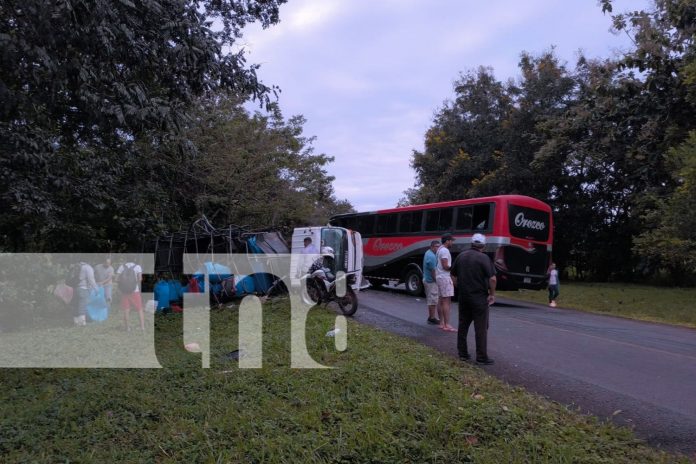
239 0 651 212
285 0 343 31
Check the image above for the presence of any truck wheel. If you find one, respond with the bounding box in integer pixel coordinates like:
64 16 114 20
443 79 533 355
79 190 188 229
404 269 423 296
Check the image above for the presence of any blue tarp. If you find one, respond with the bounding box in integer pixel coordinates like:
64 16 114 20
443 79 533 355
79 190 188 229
154 281 171 311
246 237 273 292
87 287 108 322
194 262 232 284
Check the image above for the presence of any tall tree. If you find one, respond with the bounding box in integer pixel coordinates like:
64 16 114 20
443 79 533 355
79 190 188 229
172 98 354 234
0 0 285 251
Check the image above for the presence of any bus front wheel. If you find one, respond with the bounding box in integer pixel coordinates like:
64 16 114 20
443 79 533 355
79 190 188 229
404 269 423 296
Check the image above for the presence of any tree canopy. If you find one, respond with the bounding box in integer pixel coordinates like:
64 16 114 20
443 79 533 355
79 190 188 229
1 0 352 252
407 0 696 284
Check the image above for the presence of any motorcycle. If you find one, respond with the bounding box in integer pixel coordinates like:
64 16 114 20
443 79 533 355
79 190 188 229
301 269 359 316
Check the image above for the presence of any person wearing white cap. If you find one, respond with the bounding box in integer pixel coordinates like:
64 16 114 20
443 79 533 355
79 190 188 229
451 233 497 365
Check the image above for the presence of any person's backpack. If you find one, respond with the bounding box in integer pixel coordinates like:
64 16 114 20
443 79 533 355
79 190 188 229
118 264 138 293
65 264 82 288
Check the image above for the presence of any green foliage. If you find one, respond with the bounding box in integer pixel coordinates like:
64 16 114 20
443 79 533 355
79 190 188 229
633 131 696 284
163 97 354 234
0 0 287 251
408 1 696 284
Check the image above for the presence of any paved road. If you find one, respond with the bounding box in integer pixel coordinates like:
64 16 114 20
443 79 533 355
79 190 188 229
353 287 696 455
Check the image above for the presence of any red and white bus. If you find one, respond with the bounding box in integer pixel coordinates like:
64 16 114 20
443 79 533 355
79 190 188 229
330 195 553 295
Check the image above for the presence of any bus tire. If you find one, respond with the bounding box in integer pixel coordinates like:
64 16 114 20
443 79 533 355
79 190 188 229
404 269 423 296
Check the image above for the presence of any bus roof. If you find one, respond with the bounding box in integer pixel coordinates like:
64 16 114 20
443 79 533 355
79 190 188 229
332 195 550 218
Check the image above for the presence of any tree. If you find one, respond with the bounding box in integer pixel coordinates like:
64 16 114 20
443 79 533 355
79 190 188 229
410 51 575 204
633 131 696 284
410 66 511 203
407 1 696 283
163 97 353 234
0 0 286 251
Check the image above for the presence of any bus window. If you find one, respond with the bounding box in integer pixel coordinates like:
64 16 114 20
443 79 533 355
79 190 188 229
425 208 453 232
398 211 423 233
356 215 375 236
410 211 423 232
455 207 472 231
472 204 491 231
376 213 398 234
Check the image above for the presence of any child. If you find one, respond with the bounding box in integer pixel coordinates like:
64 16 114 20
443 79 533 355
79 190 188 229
548 263 559 307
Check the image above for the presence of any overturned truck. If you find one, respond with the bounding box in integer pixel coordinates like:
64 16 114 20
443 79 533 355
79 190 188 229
143 217 290 309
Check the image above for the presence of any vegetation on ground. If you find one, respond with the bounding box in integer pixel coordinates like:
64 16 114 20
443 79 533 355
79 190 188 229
0 302 688 463
501 282 696 328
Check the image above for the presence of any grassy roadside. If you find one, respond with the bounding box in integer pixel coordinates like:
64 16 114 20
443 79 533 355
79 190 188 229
0 301 689 463
500 282 696 328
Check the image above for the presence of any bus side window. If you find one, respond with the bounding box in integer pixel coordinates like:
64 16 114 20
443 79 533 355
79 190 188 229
473 204 490 230
357 215 375 237
400 211 423 233
398 212 412 233
438 208 453 230
425 208 453 231
424 210 439 231
410 211 423 232
376 213 398 234
455 207 472 230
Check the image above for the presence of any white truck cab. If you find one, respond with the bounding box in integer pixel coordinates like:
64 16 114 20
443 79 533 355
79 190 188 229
290 226 363 291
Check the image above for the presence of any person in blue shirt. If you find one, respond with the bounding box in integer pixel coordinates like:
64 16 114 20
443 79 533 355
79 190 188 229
422 240 441 325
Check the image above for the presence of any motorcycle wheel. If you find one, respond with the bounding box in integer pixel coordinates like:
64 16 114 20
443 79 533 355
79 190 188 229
302 279 322 306
336 287 358 317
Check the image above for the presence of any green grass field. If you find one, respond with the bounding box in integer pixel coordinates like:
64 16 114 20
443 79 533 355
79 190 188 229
0 300 688 463
500 282 696 328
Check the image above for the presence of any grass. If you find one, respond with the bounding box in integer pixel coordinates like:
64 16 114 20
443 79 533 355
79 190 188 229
0 300 689 463
500 282 696 328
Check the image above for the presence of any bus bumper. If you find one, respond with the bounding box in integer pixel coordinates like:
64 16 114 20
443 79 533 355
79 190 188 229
496 270 547 291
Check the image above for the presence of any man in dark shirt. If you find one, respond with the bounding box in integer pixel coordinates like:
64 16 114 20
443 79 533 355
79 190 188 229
451 233 496 365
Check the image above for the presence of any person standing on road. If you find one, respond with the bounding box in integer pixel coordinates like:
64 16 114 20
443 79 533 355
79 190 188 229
548 262 559 307
422 240 441 325
436 234 456 332
451 233 496 365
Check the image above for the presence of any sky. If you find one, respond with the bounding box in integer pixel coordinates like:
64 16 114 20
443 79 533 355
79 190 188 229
241 0 649 213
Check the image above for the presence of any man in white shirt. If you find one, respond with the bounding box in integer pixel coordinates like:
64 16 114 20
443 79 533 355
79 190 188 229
116 261 143 331
299 237 319 277
436 234 456 332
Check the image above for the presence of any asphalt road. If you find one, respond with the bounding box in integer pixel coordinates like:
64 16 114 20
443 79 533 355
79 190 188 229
353 287 696 456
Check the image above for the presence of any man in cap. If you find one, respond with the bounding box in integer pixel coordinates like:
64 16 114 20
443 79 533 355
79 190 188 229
422 240 441 325
435 233 456 332
451 233 497 365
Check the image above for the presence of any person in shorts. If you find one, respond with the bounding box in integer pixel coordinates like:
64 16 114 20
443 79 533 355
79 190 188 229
436 234 456 332
116 261 143 331
422 240 441 325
